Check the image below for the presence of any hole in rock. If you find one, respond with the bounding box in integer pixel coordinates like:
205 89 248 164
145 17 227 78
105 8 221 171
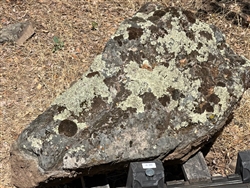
58 119 78 137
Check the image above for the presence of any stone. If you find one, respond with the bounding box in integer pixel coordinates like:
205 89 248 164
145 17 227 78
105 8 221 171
0 22 34 45
10 3 250 188
182 151 211 182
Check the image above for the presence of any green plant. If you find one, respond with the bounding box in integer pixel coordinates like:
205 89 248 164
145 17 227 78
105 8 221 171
91 21 98 30
52 36 64 53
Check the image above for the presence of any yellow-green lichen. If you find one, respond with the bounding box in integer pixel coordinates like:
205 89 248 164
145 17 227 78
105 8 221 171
124 60 200 97
233 83 245 99
27 136 42 149
147 13 220 62
136 19 154 45
90 55 121 77
112 23 131 40
52 126 59 134
213 86 230 113
157 28 197 56
140 28 151 45
90 55 106 72
119 59 209 125
54 109 71 121
117 94 144 113
174 121 189 130
189 111 208 124
52 73 111 116
53 117 88 132
156 45 166 55
151 40 157 45
119 60 202 117
135 11 155 20
63 153 86 169
73 120 88 130
68 144 85 154
168 100 179 112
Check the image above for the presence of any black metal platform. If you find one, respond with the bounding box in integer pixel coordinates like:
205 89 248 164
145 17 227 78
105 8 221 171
52 150 250 188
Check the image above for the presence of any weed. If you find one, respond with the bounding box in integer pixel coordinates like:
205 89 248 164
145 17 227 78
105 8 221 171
52 36 64 53
91 21 98 30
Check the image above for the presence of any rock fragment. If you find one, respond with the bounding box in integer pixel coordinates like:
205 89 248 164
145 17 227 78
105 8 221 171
0 22 34 45
10 3 250 188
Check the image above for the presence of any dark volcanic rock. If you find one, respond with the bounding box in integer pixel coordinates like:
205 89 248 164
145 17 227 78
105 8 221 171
10 3 250 188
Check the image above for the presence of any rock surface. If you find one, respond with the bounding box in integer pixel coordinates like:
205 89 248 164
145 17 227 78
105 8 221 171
0 22 34 45
10 3 250 188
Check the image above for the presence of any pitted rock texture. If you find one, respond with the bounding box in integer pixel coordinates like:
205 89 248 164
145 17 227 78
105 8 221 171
11 3 250 188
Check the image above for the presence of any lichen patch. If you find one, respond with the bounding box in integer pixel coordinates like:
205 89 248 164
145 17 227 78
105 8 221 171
53 108 71 121
52 73 111 116
117 94 144 113
213 86 230 113
123 60 201 100
112 23 131 40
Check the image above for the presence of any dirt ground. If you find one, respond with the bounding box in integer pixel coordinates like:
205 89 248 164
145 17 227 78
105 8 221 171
1 0 250 187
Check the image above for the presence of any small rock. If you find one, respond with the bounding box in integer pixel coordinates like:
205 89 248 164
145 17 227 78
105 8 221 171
0 22 34 45
36 83 42 90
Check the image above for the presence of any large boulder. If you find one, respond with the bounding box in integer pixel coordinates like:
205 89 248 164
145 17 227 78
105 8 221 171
10 3 250 188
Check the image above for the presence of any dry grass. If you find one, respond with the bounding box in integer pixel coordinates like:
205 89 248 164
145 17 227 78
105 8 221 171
0 0 250 187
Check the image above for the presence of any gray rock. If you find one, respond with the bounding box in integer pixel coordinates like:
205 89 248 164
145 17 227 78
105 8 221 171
0 22 34 45
10 3 250 188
